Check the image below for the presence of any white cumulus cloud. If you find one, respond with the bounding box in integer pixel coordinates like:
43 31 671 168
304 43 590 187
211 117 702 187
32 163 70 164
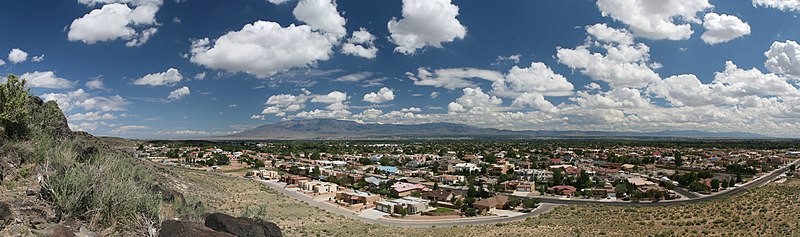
764 40 800 79
293 0 346 40
596 0 712 40
363 87 395 103
41 89 129 112
67 111 118 121
68 3 159 47
20 71 75 89
190 21 334 78
753 0 800 12
133 68 183 86
388 0 467 55
701 13 751 45
8 48 28 64
168 86 190 100
341 28 378 59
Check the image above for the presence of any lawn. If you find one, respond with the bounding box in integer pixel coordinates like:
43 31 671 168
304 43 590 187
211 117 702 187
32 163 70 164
430 208 457 213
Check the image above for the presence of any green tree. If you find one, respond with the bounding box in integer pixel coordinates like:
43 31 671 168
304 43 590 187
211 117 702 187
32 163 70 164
522 198 539 209
0 75 30 139
790 164 796 172
506 196 521 209
552 169 564 186
254 159 265 168
312 166 321 177
674 152 684 167
453 198 463 209
575 170 592 190
464 208 478 217
394 207 407 217
358 158 372 165
483 153 497 164
214 153 230 165
615 183 628 197
710 179 720 191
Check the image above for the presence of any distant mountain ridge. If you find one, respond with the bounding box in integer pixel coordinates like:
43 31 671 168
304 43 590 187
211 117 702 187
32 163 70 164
223 119 768 140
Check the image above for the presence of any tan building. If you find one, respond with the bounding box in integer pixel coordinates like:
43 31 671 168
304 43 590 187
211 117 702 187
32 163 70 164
300 180 339 194
335 191 381 206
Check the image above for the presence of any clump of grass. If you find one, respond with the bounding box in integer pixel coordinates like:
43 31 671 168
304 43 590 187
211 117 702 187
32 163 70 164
240 204 270 222
41 139 161 231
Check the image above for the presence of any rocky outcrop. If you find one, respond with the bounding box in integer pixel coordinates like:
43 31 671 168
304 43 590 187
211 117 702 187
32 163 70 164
42 224 75 237
26 96 71 139
0 202 12 230
0 141 34 185
204 213 282 237
151 185 186 206
159 220 234 237
158 213 282 237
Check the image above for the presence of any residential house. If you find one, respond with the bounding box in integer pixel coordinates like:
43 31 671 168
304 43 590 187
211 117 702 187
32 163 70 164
378 166 399 174
364 176 388 188
435 174 466 186
335 191 380 206
390 182 429 197
280 175 309 185
422 189 462 202
473 195 510 213
257 170 280 180
300 180 339 194
375 197 431 215
453 163 481 173
547 185 577 196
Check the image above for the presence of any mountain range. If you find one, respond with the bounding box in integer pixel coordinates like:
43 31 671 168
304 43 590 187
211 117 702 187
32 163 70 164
220 119 768 140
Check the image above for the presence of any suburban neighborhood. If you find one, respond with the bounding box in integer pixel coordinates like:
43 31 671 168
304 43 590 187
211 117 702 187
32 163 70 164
138 140 799 223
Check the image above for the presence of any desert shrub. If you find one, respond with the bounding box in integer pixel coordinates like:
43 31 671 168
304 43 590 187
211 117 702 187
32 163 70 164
170 196 210 222
0 75 30 139
240 204 270 222
42 140 160 230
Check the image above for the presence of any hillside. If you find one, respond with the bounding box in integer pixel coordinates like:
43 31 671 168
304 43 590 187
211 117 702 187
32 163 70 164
224 119 767 140
0 76 281 236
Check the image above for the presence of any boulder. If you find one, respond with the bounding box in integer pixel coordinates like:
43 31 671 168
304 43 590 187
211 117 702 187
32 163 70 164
159 220 234 237
204 213 282 237
42 224 75 237
151 185 186 205
0 202 12 230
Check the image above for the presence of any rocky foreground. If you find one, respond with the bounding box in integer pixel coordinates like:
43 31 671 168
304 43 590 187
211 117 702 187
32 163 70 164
0 93 283 236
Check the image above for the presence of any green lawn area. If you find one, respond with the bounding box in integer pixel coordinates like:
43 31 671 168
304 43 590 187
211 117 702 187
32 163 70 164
430 207 457 213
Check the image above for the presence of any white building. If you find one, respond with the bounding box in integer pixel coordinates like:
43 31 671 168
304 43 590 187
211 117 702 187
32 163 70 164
454 163 481 173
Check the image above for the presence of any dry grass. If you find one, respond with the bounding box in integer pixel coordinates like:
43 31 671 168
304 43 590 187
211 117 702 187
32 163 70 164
163 167 800 237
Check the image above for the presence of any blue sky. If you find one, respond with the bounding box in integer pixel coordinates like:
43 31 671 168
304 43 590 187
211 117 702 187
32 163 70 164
2 0 800 138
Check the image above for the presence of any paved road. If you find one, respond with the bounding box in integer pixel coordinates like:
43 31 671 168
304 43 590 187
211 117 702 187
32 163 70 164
255 160 796 226
258 179 557 227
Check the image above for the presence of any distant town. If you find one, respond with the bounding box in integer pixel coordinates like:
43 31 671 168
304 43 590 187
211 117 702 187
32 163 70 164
137 140 799 223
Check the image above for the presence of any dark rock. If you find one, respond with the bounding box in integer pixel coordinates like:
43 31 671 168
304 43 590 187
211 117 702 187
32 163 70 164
151 185 186 205
204 213 282 237
0 202 12 230
18 205 60 229
159 220 234 237
43 224 75 237
61 217 83 232
26 97 71 139
75 145 97 163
